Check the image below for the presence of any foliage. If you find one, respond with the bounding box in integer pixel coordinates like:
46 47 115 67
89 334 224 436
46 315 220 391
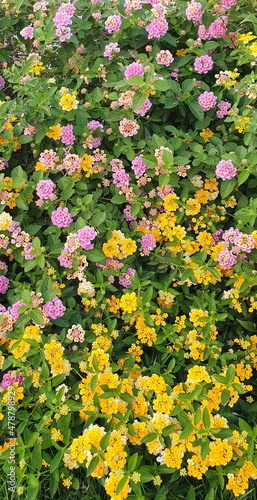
1 0 257 499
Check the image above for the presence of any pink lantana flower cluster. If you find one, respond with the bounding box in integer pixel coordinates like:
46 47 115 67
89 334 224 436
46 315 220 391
104 42 120 60
215 160 237 180
36 179 57 206
156 50 174 66
216 100 232 118
105 15 122 33
119 118 140 137
43 297 66 319
198 91 217 111
51 207 73 228
194 55 213 74
77 226 97 250
145 17 169 39
185 2 202 23
124 62 144 80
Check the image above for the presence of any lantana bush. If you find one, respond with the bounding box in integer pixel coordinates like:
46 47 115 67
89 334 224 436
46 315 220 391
1 0 257 499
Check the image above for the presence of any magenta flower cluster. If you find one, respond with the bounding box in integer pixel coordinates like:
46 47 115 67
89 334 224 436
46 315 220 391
61 125 76 145
216 100 231 118
131 156 148 176
20 24 34 40
198 17 228 40
53 2 76 41
77 226 97 250
43 297 66 319
51 207 73 228
104 42 120 60
0 275 9 294
36 180 56 200
145 17 169 39
185 2 202 23
194 55 213 74
0 370 24 389
215 160 237 180
156 50 174 66
135 97 152 116
105 15 122 33
198 91 217 111
140 234 157 256
124 62 144 80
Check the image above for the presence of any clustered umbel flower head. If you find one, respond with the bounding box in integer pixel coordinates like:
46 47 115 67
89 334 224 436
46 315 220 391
105 15 122 33
112 168 130 188
20 24 34 39
67 324 85 342
216 100 232 118
36 179 56 200
119 267 136 287
156 50 174 66
119 118 140 137
131 156 148 176
215 160 237 180
0 158 8 171
77 226 97 250
59 153 81 174
123 204 137 222
218 249 237 268
145 17 169 39
0 275 9 294
124 62 144 80
39 149 59 169
0 370 24 388
51 207 73 228
220 0 237 9
61 124 76 145
185 1 202 23
43 297 66 319
194 55 213 74
124 0 142 11
198 91 217 111
53 2 76 41
0 76 5 90
103 42 120 60
140 234 157 256
198 17 228 40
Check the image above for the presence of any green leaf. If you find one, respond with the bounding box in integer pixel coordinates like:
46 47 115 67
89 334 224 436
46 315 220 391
237 320 256 332
130 203 141 216
27 474 39 500
154 79 170 91
128 453 138 472
205 488 215 500
87 455 100 477
180 424 194 440
142 433 158 443
188 102 204 121
86 249 106 263
182 80 195 93
201 438 210 461
30 309 44 326
221 389 230 405
202 407 210 429
239 418 253 436
31 444 42 471
50 450 63 473
50 469 59 498
116 476 128 495
220 178 237 199
132 93 147 112
238 169 250 185
186 486 196 500
226 366 235 385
